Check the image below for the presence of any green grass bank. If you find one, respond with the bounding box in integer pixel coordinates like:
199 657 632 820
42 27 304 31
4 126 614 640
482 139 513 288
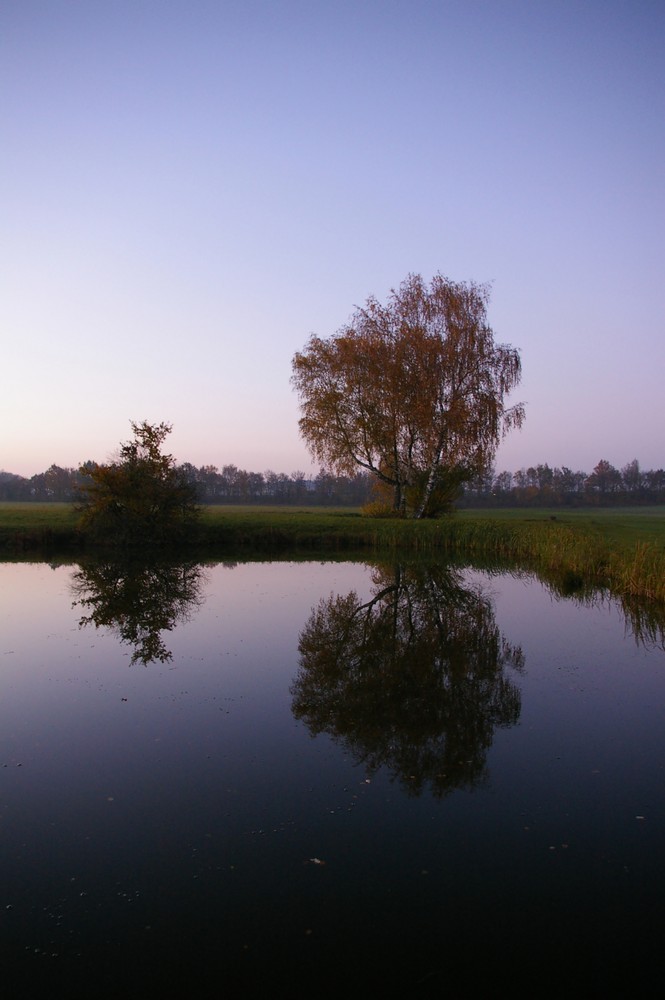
1 502 664 605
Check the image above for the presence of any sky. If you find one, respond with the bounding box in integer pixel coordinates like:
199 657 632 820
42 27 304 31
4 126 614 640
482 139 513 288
2 0 663 479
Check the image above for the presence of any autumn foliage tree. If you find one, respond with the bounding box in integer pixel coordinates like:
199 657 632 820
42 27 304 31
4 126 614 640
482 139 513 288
77 421 201 545
291 273 525 517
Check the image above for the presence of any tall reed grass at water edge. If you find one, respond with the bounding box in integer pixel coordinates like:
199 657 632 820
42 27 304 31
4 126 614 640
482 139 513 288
430 519 664 603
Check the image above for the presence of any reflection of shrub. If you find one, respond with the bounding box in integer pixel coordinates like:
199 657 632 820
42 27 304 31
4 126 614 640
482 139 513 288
72 557 205 665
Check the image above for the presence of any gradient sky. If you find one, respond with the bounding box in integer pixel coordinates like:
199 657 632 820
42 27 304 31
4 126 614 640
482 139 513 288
2 0 663 479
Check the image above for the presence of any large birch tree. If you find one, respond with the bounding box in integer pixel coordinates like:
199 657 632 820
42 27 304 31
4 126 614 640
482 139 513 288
291 273 525 517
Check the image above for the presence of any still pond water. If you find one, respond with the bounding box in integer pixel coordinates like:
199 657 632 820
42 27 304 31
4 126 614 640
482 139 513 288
1 557 664 996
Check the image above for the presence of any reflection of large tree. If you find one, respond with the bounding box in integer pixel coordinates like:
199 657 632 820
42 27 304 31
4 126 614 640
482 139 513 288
292 563 524 796
72 559 206 665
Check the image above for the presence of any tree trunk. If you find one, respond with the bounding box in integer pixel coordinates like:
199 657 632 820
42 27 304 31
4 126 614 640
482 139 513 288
414 452 442 519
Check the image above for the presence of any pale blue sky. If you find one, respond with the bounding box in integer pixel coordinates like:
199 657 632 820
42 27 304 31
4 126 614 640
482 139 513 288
2 0 663 478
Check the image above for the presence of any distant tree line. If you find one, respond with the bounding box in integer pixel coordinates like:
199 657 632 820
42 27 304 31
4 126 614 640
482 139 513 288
460 459 665 507
0 463 374 506
1 457 663 508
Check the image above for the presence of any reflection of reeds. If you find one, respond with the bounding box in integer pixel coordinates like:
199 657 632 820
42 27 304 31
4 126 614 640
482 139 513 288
619 592 665 652
525 569 665 653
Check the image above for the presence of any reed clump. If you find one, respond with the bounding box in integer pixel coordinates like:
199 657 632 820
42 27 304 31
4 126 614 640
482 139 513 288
607 541 664 603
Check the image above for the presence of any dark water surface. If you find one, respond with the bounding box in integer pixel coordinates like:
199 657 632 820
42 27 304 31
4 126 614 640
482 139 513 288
1 558 664 996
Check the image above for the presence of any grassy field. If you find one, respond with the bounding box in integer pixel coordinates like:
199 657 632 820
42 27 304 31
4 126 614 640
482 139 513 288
461 505 665 552
1 501 664 604
0 501 80 543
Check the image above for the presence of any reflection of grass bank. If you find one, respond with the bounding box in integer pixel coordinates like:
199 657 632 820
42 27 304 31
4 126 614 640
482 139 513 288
2 502 664 604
